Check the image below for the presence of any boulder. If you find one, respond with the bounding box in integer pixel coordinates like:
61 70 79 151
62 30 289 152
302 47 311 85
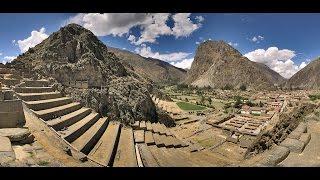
299 133 311 146
0 128 31 142
260 145 290 166
280 138 305 153
287 129 303 140
0 136 16 164
295 122 307 133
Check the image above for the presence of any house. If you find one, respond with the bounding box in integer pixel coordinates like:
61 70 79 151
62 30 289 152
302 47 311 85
240 105 251 114
250 107 267 115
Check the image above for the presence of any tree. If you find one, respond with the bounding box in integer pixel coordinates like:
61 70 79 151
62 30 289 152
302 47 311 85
222 84 233 90
259 101 264 107
240 84 247 91
245 100 255 107
233 98 242 108
200 95 205 104
208 98 212 105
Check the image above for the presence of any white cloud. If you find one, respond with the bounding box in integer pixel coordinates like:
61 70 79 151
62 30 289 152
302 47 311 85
195 16 204 23
250 35 264 43
244 47 308 78
170 58 194 69
228 42 238 47
172 13 201 38
66 13 149 37
0 52 2 56
196 41 200 45
17 27 48 53
67 13 202 45
133 13 172 45
1 56 17 64
135 44 191 62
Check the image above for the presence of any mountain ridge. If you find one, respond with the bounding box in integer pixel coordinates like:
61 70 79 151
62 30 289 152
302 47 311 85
184 40 285 90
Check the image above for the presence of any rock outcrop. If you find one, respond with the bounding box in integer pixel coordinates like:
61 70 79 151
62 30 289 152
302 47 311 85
184 40 285 90
286 58 320 89
8 23 158 124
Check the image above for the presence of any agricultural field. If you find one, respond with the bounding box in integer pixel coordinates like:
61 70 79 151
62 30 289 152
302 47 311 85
176 101 206 111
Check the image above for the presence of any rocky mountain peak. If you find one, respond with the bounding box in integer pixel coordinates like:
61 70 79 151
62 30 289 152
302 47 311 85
184 40 285 90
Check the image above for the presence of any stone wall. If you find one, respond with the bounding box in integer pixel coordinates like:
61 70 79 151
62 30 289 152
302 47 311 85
0 100 25 128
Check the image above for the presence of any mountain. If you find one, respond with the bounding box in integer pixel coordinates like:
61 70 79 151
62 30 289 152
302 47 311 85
184 40 285 90
286 57 320 89
108 47 187 84
8 23 157 124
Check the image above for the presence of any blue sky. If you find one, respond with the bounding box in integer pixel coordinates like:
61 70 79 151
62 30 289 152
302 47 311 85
1 13 320 78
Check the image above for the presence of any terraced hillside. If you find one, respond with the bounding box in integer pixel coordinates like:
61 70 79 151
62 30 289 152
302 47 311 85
13 81 231 167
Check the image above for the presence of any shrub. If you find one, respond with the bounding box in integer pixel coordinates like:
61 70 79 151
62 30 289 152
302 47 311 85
240 84 247 91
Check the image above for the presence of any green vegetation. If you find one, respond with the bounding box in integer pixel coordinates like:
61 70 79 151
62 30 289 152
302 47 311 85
176 101 206 111
240 84 247 91
309 94 320 101
222 84 233 90
37 160 50 166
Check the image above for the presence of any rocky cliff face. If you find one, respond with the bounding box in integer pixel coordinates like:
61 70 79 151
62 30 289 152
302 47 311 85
184 40 285 90
108 47 187 85
286 58 320 89
9 23 158 124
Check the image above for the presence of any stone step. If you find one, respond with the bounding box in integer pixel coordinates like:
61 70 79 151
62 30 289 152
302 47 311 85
145 131 155 145
165 128 173 136
14 86 54 93
47 108 92 130
157 123 167 135
139 121 147 130
153 133 165 147
34 102 82 121
169 136 183 148
61 112 100 142
132 121 140 130
24 80 50 87
134 130 145 143
161 148 194 167
146 121 153 131
71 117 109 155
25 97 72 111
113 127 138 167
175 149 212 166
16 92 61 101
88 121 121 167
151 123 161 134
161 135 175 148
147 146 175 167
137 143 159 167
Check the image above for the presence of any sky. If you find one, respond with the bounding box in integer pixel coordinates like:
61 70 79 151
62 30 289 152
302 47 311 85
1 13 320 79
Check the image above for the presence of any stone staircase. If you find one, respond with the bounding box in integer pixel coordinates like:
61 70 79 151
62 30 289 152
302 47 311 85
13 83 226 167
13 84 137 167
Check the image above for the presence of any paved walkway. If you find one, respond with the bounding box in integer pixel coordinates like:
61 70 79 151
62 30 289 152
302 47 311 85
279 120 320 167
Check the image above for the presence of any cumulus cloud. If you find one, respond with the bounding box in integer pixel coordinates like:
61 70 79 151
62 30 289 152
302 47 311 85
228 42 238 47
250 35 264 43
133 13 172 45
67 13 202 45
1 56 17 64
17 27 48 53
135 44 191 62
171 13 201 38
170 58 194 69
67 13 149 37
244 47 308 78
195 16 204 22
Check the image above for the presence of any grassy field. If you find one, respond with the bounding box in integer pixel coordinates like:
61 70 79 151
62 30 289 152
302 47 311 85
176 101 206 111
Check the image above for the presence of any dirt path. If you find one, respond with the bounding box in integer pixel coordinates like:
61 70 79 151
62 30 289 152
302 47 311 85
278 120 320 167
